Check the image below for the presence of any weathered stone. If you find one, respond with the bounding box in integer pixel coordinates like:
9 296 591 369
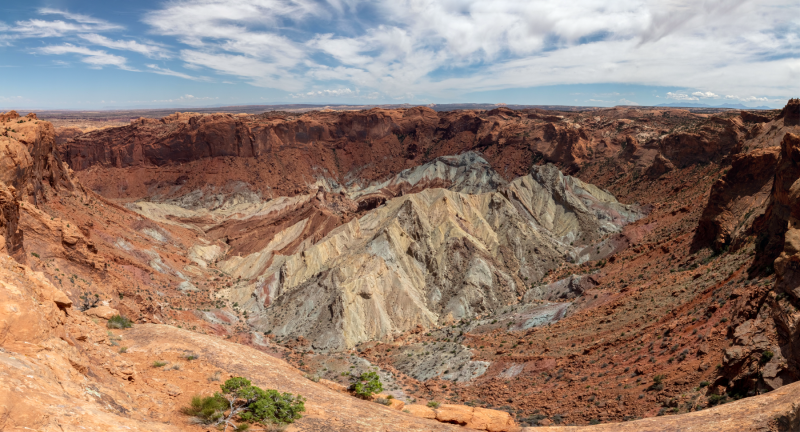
85 306 119 320
405 404 436 419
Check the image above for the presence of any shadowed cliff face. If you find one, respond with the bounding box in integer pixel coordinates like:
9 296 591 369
59 106 746 202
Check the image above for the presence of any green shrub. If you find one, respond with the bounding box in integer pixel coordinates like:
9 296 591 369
427 400 441 408
181 394 227 424
761 350 774 364
375 397 391 406
650 374 665 391
351 371 383 399
239 388 306 426
707 394 728 406
107 315 133 329
182 377 305 430
152 361 168 368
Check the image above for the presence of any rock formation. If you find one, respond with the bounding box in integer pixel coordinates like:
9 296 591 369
2 102 800 430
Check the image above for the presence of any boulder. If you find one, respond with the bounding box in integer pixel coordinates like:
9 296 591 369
85 306 120 320
52 289 73 308
435 404 519 432
405 404 436 419
436 404 474 425
471 407 518 432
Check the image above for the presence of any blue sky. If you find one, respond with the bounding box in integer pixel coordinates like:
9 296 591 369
1 0 799 110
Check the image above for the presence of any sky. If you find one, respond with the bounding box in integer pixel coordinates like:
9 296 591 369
1 0 799 110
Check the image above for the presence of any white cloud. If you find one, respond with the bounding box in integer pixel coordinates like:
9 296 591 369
666 92 699 101
146 64 209 81
619 98 640 105
151 94 217 103
38 44 135 71
8 9 122 39
1 0 797 104
79 34 170 59
137 0 799 101
290 88 357 98
0 95 23 103
691 91 720 99
38 8 121 28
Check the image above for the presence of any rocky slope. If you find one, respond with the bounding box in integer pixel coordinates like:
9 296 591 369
2 101 800 430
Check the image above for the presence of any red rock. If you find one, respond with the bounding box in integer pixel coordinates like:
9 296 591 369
85 306 119 320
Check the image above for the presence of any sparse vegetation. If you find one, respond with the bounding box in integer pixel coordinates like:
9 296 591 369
107 314 133 329
650 374 665 391
182 377 305 430
351 371 383 399
707 394 728 406
427 400 441 408
152 360 168 368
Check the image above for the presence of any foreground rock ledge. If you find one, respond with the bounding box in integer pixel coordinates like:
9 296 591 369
525 381 800 432
125 325 799 432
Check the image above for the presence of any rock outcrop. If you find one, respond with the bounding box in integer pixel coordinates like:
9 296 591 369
59 106 738 202
692 147 780 251
242 162 640 350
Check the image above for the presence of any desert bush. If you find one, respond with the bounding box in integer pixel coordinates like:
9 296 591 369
761 350 774 364
107 315 133 329
152 361 168 368
351 371 383 399
78 292 101 311
427 400 441 408
650 374 665 391
181 394 227 424
182 377 305 431
707 394 728 406
303 373 320 383
375 397 391 406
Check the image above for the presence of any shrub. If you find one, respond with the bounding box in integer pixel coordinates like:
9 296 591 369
181 394 227 424
152 361 168 368
107 315 133 329
304 374 320 383
427 401 441 408
183 377 305 430
239 388 306 426
650 374 665 391
707 394 728 406
119 347 128 353
183 354 198 361
351 371 383 399
376 397 391 406
761 350 774 364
